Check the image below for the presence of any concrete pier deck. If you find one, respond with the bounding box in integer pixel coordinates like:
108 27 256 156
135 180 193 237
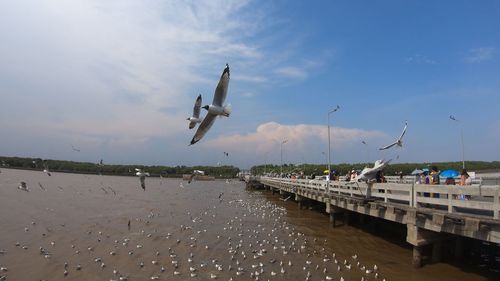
249 176 500 268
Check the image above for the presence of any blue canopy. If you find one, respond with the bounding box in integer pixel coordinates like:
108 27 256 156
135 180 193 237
411 169 424 175
440 169 459 178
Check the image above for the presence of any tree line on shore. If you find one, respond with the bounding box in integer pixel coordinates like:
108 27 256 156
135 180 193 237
0 156 240 178
250 161 500 177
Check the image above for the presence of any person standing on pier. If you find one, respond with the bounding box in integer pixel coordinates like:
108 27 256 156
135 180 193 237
459 169 472 200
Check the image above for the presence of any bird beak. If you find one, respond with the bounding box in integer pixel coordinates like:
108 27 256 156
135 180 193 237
202 105 209 110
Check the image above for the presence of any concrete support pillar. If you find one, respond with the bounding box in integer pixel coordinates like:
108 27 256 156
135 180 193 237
344 212 350 225
366 182 372 199
359 214 365 225
325 202 331 214
488 243 497 268
432 241 442 263
329 212 334 223
454 237 463 260
296 195 303 209
412 246 423 268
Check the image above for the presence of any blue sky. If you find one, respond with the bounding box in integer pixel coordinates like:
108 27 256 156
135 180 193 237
1 0 499 169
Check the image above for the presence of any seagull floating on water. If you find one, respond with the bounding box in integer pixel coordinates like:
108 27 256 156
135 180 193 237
379 120 407 150
18 181 29 192
190 64 231 145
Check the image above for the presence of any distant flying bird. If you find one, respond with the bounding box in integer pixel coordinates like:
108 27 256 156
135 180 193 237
354 159 391 182
188 170 205 184
43 162 51 176
223 152 229 157
379 121 408 150
449 115 457 121
98 159 104 166
361 140 367 145
187 94 203 129
71 145 81 152
135 168 150 191
190 64 231 145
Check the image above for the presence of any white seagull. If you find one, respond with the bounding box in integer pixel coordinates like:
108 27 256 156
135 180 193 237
43 162 51 176
187 94 203 129
135 168 150 191
379 120 408 150
354 159 391 182
18 181 29 192
190 64 231 145
188 170 205 184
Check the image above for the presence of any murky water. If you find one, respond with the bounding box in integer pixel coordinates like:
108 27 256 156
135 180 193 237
0 169 496 280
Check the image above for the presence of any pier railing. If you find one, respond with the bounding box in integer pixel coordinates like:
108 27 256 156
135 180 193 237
259 177 500 219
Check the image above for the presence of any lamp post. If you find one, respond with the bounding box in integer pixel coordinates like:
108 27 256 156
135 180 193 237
327 105 340 193
449 115 465 169
322 152 328 171
280 139 288 178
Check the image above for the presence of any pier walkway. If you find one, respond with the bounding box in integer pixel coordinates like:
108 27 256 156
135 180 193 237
249 176 500 268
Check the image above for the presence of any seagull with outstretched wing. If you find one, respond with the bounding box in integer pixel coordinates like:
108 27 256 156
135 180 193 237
188 170 205 184
43 161 51 176
379 121 408 150
190 64 231 145
354 159 392 182
187 94 203 129
135 168 150 191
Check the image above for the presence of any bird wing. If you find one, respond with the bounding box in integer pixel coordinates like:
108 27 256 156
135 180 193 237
193 94 202 118
398 121 408 141
188 173 195 183
188 121 197 129
140 175 146 189
190 112 217 145
379 141 397 150
212 64 230 107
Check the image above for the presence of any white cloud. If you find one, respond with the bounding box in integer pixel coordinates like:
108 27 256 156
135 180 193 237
275 66 308 79
406 54 437 64
464 47 497 63
203 122 385 163
0 0 336 166
0 0 270 149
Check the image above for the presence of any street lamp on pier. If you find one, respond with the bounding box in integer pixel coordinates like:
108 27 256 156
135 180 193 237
280 139 288 178
449 115 465 170
327 105 340 193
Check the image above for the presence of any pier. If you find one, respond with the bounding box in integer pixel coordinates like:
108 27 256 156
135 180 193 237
248 176 500 268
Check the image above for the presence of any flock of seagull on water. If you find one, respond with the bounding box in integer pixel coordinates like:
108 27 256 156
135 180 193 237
1 181 388 281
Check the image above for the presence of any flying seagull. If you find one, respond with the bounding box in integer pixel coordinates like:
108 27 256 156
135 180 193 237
449 115 457 121
135 168 150 191
190 64 231 145
71 145 81 152
188 170 205 184
43 162 51 176
223 152 229 157
354 159 391 182
379 121 408 150
187 94 203 129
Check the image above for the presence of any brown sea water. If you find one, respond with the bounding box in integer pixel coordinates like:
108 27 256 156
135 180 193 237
0 168 495 281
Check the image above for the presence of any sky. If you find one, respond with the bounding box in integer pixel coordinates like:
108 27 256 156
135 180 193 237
1 0 499 169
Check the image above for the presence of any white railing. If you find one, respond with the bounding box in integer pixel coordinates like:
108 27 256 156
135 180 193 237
259 177 500 219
